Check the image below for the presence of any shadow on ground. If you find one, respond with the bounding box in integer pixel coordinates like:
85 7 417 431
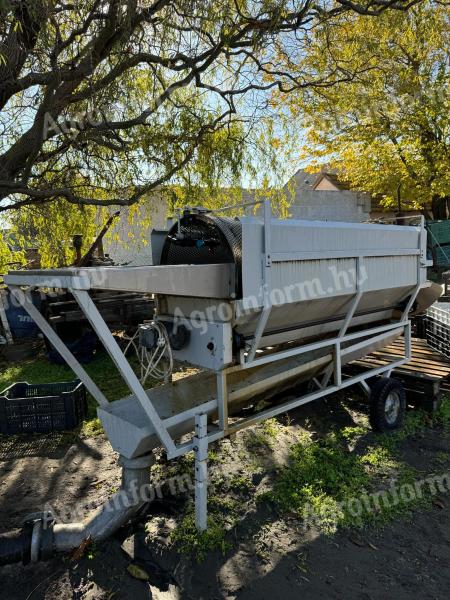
0 392 449 599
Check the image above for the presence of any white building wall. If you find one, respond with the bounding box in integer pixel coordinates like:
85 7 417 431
288 189 371 222
103 194 168 265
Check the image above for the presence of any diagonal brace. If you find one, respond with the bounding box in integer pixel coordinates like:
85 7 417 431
70 288 177 456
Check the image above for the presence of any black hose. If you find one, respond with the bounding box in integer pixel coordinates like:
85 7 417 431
0 528 32 566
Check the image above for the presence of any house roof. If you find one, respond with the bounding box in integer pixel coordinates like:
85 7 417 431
312 171 352 191
287 169 319 191
287 168 352 192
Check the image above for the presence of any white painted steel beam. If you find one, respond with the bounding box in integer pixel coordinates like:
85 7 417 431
5 264 234 298
217 371 229 432
194 413 208 531
271 248 421 262
71 289 177 456
207 355 408 441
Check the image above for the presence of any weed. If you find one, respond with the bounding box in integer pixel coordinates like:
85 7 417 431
265 418 435 534
361 446 399 474
208 449 222 464
340 425 369 444
261 418 281 439
295 551 309 574
209 495 240 516
267 433 369 532
228 473 254 494
81 418 103 437
434 397 450 430
433 451 450 466
171 511 231 562
245 417 283 451
86 541 99 560
376 409 427 451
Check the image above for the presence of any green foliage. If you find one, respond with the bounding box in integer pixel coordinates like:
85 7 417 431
0 0 298 218
376 408 429 451
81 418 104 437
433 397 450 431
361 446 396 469
9 201 100 268
245 417 284 451
279 0 449 211
228 473 254 494
171 511 231 562
266 402 448 534
268 433 370 531
0 228 23 273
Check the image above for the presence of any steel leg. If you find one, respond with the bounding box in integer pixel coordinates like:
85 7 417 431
321 257 364 388
194 413 208 531
359 380 371 396
246 200 272 364
217 371 228 432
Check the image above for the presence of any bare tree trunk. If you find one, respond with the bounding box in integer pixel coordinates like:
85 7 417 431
431 195 448 220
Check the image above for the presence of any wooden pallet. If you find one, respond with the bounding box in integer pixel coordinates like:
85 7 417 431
349 337 450 411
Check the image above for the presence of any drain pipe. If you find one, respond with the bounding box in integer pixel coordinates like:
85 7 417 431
0 454 154 566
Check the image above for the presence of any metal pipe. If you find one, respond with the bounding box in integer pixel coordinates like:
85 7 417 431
0 528 33 566
0 454 154 565
53 455 153 552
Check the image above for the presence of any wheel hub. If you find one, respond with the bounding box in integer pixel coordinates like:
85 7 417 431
384 391 401 425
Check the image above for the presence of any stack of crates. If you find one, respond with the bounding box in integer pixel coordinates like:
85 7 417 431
427 221 450 268
425 303 450 358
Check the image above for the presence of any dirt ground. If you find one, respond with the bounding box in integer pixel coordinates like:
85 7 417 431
0 395 449 600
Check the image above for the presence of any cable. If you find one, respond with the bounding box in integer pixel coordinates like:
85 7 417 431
123 321 173 385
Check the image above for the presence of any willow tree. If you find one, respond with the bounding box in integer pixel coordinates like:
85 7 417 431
275 1 449 217
0 1 430 270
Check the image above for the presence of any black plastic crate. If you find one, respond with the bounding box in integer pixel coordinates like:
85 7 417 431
0 380 87 434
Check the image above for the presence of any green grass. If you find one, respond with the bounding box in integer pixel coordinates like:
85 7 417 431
264 402 450 534
245 417 283 450
435 395 450 430
265 432 370 532
228 473 254 494
0 351 142 430
170 511 232 562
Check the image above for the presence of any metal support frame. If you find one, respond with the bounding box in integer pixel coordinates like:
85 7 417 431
4 215 428 532
5 296 417 532
217 371 229 433
247 200 272 362
70 289 177 456
321 256 364 389
193 413 208 531
5 279 218 461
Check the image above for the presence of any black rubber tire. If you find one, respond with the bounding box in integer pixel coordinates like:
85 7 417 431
369 377 406 433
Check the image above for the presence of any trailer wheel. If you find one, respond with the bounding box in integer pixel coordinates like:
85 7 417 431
369 378 406 433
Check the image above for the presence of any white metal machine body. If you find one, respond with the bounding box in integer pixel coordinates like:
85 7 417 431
5 203 434 530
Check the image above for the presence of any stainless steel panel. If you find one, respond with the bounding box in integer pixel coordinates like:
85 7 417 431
240 217 423 307
6 264 234 298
